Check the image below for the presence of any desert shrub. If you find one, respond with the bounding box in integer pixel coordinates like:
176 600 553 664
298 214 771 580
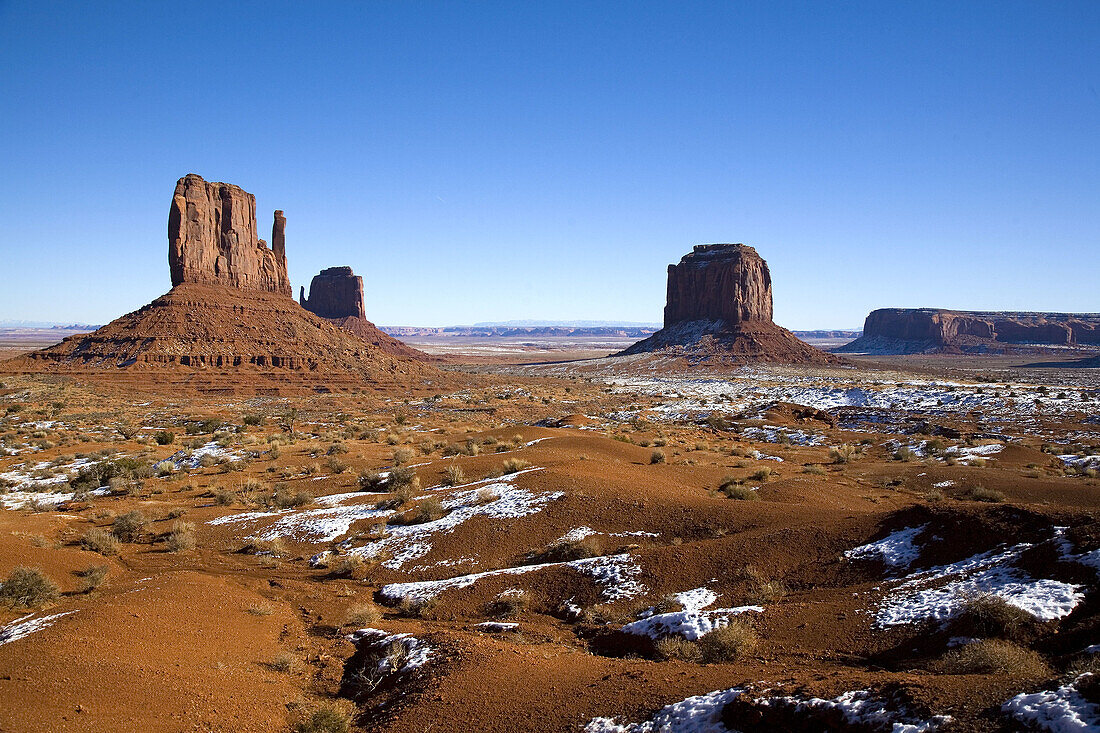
650 450 666 465
442 464 465 486
112 510 148 542
153 430 175 446
388 466 419 491
501 458 529 474
474 488 499 505
0 567 60 608
723 484 759 501
925 438 947 455
166 521 197 552
741 565 786 603
326 442 348 456
929 639 1047 676
396 595 439 619
655 636 701 662
248 604 274 616
529 535 601 564
214 488 235 506
829 445 856 464
332 554 366 578
357 471 385 491
948 594 1038 642
345 602 384 626
803 464 827 475
273 487 313 508
154 460 176 477
487 590 528 619
410 497 447 524
198 454 218 468
243 414 264 427
392 447 415 465
749 467 772 482
698 622 759 662
893 447 915 462
923 488 945 502
964 485 1004 503
78 564 109 592
200 418 223 433
80 528 119 555
324 456 347 474
271 653 294 672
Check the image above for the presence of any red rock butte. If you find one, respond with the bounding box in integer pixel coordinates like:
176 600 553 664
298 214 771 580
1 174 444 393
300 266 434 362
619 243 840 364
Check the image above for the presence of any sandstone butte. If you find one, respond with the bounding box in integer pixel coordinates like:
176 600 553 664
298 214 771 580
838 307 1100 355
300 266 434 362
1 174 443 394
619 243 840 364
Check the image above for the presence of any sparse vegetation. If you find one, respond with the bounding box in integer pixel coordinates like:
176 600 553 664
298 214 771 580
929 639 1048 676
165 520 197 552
963 485 1005 503
112 510 148 542
0 566 60 608
80 527 119 555
650 450 666 464
698 622 759 662
293 703 350 733
442 464 465 486
78 564 109 592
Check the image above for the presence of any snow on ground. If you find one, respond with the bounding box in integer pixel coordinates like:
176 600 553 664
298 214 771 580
1055 527 1100 576
845 525 927 569
476 621 519 632
0 611 74 646
381 553 645 603
740 426 825 446
621 587 762 641
873 538 1084 627
1002 674 1100 732
1060 454 1100 472
347 628 431 673
167 441 243 470
756 689 952 733
585 687 744 733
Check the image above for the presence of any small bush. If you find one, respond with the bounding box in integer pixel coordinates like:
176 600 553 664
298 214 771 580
529 535 601 563
930 639 1048 676
392 447 415 465
698 622 759 662
474 487 499 505
357 471 385 491
487 590 528 619
213 488 236 506
273 487 313 508
741 566 786 603
112 511 148 542
78 564 109 593
650 450 666 464
271 653 294 672
749 467 772 482
243 414 264 427
326 442 348 456
949 594 1037 642
153 430 175 446
655 636 701 662
324 456 347 474
80 528 119 555
893 447 915 462
388 466 419 491
442 464 465 486
345 602 384 626
166 521 197 552
964 485 1005 503
410 497 447 524
332 555 366 578
0 567 60 608
829 445 856 464
501 458 529 474
396 596 439 619
722 484 759 501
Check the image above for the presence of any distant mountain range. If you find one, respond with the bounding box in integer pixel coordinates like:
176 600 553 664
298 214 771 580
0 320 102 330
469 320 662 328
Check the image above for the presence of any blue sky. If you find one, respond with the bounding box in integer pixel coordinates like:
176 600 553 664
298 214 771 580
1 1 1097 328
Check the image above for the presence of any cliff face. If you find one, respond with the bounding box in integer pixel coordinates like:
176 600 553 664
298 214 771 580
620 243 838 364
838 308 1100 354
664 244 773 326
168 174 292 297
300 266 366 320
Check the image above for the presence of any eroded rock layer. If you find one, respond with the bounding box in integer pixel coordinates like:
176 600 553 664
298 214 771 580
621 243 838 364
168 174 292 297
838 308 1100 354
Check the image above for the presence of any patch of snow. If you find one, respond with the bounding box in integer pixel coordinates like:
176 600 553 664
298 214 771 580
846 525 927 569
1002 674 1100 732
759 689 952 733
347 628 431 673
476 622 519 632
0 611 74 646
584 687 744 733
622 586 762 641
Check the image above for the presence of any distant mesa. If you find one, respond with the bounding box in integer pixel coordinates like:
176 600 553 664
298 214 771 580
619 243 840 364
837 308 1100 355
3 174 438 392
300 266 433 361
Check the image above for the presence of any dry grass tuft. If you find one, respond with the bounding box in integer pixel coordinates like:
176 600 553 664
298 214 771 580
0 566 60 608
929 639 1048 676
698 622 759 662
80 527 119 556
655 636 701 662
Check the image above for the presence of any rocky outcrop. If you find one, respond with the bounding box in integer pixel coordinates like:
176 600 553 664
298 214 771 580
300 266 366 320
838 309 1100 354
620 243 839 364
663 244 773 326
300 266 433 361
168 174 292 297
5 175 444 391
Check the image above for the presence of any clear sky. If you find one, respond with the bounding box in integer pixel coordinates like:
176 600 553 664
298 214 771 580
1 1 1097 329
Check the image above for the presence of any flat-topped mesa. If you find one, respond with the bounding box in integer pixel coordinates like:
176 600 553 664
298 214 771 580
619 242 839 364
168 174 292 297
664 243 773 327
300 266 366 320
